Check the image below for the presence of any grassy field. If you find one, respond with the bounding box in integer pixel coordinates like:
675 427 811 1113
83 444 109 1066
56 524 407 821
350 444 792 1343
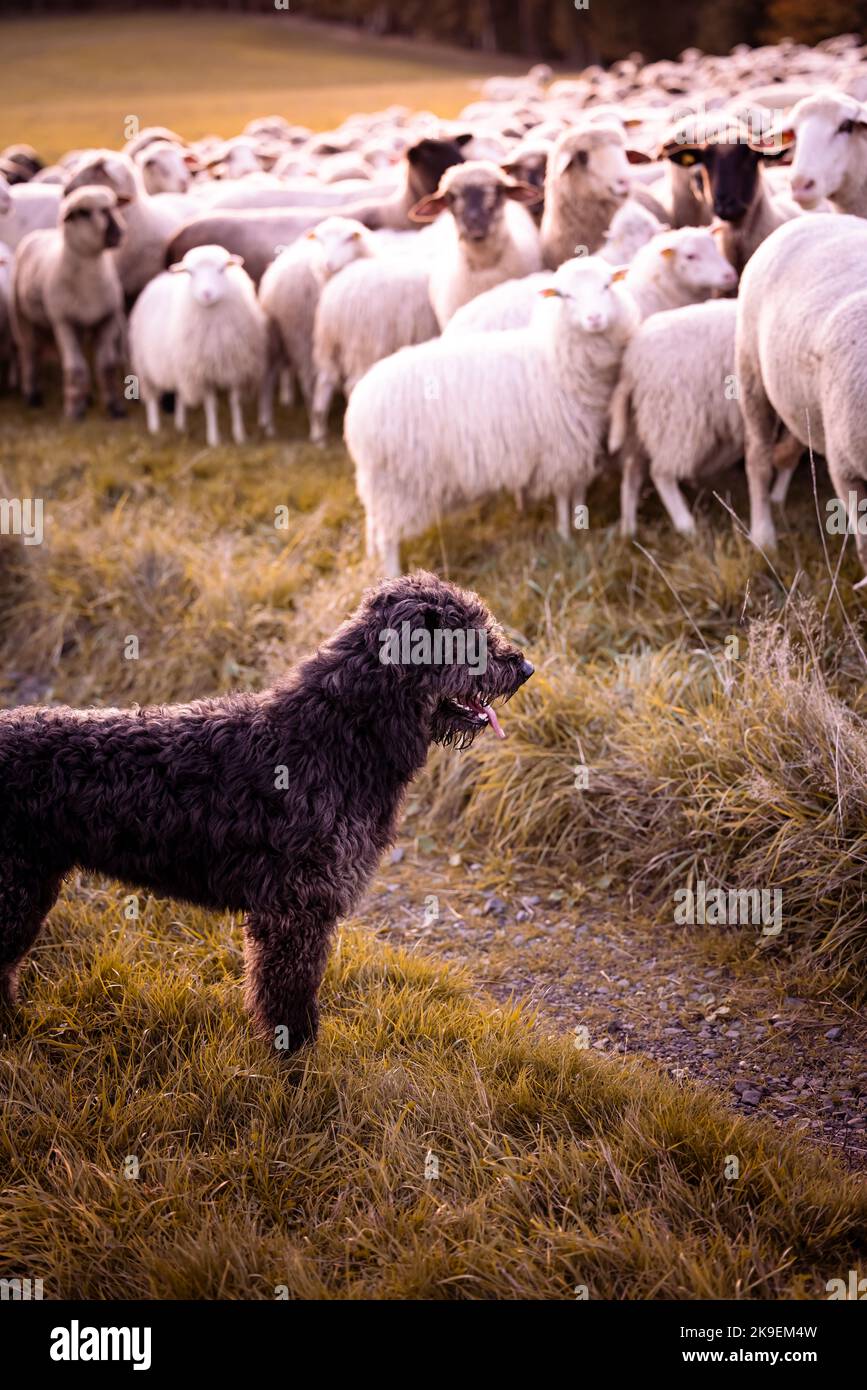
0 11 523 158
1 13 867 1300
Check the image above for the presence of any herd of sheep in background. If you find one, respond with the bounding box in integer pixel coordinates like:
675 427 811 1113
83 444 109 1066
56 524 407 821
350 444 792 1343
3 32 867 574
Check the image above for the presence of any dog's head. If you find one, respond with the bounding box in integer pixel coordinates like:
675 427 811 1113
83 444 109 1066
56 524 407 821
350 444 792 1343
358 571 533 749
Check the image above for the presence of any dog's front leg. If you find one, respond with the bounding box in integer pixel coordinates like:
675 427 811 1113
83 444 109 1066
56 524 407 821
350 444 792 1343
243 908 334 1055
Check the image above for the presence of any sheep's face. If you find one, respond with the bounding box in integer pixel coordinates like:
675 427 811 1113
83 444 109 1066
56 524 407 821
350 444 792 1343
409 161 538 241
361 572 533 750
170 246 244 305
553 130 634 203
305 218 368 281
540 257 630 335
664 136 788 225
663 229 738 294
139 142 192 195
61 187 125 255
788 96 867 206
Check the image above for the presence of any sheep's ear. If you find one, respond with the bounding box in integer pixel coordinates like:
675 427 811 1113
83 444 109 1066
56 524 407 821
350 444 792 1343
349 229 363 240
553 149 574 178
747 128 795 157
182 150 201 169
659 246 677 260
660 142 704 166
305 230 317 240
504 179 543 204
454 133 474 148
610 267 629 281
626 148 652 164
168 261 189 274
409 193 448 222
228 253 244 266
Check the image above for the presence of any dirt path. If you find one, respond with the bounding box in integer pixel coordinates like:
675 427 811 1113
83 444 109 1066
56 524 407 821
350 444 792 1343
362 840 867 1170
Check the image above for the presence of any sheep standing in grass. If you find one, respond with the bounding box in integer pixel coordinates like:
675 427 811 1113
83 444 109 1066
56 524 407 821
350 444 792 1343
11 186 126 419
736 214 867 573
610 300 743 536
345 256 639 575
410 160 542 326
129 244 266 448
257 216 374 437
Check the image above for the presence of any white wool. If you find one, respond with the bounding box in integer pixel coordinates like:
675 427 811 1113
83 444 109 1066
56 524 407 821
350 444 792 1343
0 176 62 250
736 214 867 565
310 254 439 444
599 200 664 264
345 256 639 574
609 299 742 536
624 226 738 317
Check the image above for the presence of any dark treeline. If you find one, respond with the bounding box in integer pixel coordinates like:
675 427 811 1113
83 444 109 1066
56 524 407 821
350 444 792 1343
4 0 865 63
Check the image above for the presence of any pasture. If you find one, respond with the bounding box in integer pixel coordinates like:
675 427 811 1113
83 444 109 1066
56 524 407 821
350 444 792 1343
1 11 866 1302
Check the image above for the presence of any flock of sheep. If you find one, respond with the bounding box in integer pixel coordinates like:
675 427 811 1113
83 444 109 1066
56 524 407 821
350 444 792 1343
3 32 867 575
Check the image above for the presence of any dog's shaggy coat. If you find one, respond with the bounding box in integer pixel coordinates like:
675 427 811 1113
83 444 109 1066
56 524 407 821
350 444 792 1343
0 574 532 1051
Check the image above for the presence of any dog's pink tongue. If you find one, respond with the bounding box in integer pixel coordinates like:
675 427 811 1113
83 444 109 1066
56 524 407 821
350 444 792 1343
484 704 506 740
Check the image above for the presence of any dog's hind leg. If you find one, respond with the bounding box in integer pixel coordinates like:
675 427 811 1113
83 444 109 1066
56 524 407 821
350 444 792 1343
0 851 62 1008
243 908 334 1055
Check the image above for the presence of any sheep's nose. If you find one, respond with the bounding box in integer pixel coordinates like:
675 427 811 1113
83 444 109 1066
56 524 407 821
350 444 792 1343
584 312 604 330
610 179 629 197
792 175 816 195
517 659 534 685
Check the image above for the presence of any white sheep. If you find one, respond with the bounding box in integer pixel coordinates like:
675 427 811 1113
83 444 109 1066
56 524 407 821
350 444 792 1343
345 255 639 575
11 185 126 419
784 91 867 216
609 300 743 535
624 225 738 316
257 216 374 436
133 139 196 195
599 199 664 263
129 244 266 448
310 254 439 445
736 214 867 573
409 160 541 326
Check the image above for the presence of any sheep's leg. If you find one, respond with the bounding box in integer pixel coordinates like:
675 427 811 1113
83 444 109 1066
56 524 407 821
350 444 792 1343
740 367 778 552
93 316 125 419
770 431 803 506
278 368 294 407
620 450 647 538
826 456 867 580
310 369 338 446
513 487 525 513
380 535 401 578
258 358 279 438
649 466 696 536
143 389 161 435
229 388 247 445
16 326 42 407
203 389 221 448
53 319 90 421
555 491 571 542
174 396 186 433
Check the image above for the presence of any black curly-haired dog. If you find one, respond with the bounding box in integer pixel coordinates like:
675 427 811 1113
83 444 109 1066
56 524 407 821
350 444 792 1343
0 572 532 1051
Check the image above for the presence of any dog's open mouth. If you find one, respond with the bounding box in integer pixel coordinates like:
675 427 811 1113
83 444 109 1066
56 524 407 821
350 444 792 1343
434 694 507 748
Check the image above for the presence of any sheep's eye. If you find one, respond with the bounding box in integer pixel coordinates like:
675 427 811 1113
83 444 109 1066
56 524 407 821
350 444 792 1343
576 150 589 167
685 252 696 260
839 119 856 134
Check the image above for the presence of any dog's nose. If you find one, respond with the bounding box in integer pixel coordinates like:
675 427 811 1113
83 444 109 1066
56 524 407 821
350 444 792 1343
517 659 534 684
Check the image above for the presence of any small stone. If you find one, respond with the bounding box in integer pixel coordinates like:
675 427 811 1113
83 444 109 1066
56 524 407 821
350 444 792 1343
825 1026 844 1041
740 1089 762 1106
792 1076 807 1090
389 847 405 864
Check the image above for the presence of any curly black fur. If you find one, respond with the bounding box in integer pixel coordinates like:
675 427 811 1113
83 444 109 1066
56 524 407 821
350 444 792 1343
0 573 532 1052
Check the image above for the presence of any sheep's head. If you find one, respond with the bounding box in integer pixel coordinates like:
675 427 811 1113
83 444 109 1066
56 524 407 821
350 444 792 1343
169 244 245 305
537 254 635 337
502 145 548 208
64 149 139 206
409 160 538 242
403 136 468 201
547 124 647 205
304 217 370 281
137 140 195 195
60 185 125 255
661 118 790 225
785 91 867 207
641 227 737 295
